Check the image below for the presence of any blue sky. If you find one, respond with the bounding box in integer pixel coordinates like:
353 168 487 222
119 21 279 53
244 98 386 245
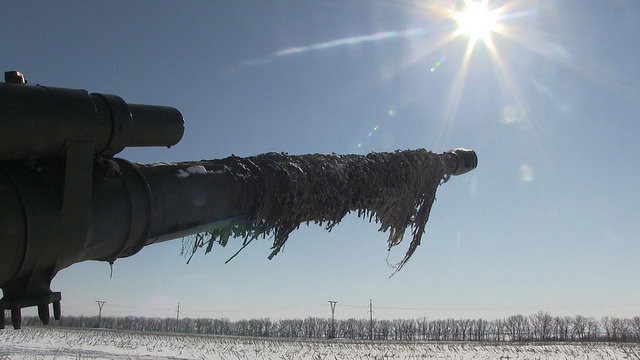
3 0 640 321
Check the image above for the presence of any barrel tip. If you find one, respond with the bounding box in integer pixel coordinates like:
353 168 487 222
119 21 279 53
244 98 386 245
448 148 478 175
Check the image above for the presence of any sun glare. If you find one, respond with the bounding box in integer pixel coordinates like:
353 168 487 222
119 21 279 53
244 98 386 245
434 0 513 147
454 0 499 44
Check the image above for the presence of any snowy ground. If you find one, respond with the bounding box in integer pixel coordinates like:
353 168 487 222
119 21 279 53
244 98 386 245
1 327 639 359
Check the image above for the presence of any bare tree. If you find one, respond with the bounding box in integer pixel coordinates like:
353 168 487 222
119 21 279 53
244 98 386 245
505 314 529 341
431 319 445 341
378 319 391 340
601 316 613 341
611 317 629 342
473 318 488 341
20 311 640 344
402 319 417 341
417 317 429 340
587 317 600 341
571 315 587 341
530 311 553 341
492 319 506 342
553 316 571 341
459 319 472 341
632 316 640 342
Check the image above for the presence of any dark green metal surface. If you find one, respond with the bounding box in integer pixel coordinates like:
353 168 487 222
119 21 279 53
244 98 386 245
0 72 477 329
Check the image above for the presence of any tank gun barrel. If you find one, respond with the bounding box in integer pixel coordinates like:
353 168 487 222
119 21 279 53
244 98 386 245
0 72 477 329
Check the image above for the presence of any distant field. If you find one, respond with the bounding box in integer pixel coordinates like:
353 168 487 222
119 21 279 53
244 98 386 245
1 327 639 359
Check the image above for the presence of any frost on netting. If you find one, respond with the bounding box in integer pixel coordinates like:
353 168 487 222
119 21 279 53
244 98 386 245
181 149 456 271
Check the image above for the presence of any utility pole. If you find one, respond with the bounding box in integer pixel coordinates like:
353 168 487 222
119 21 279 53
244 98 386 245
328 301 337 339
176 302 180 332
369 299 374 340
96 301 106 328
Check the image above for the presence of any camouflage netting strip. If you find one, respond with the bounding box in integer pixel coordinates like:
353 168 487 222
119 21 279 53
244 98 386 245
182 149 455 271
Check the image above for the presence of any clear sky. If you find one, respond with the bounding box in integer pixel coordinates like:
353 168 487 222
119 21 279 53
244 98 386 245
3 0 640 322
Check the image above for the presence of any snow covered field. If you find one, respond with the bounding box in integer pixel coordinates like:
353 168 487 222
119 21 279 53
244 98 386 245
1 327 639 359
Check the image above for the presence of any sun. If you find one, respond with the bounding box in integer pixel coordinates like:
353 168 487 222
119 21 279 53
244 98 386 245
454 0 500 45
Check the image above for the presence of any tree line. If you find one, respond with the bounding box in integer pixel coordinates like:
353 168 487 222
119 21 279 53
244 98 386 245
17 311 640 343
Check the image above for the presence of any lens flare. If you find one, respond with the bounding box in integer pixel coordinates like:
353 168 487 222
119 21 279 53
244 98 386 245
502 105 526 124
430 56 446 73
520 164 534 182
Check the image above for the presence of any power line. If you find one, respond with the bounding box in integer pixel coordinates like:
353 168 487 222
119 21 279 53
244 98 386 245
96 301 106 327
369 299 374 340
339 304 369 309
328 301 337 339
176 302 180 332
102 303 174 311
